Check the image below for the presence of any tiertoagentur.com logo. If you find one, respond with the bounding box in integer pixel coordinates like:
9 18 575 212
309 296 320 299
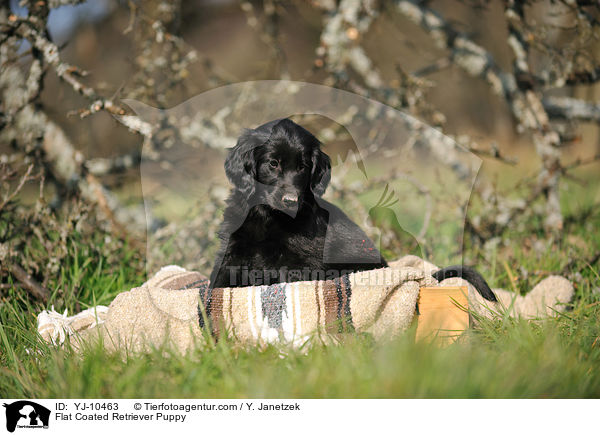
3 401 50 432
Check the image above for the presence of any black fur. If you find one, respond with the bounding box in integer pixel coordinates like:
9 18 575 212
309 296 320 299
209 118 386 288
210 118 497 303
432 266 497 301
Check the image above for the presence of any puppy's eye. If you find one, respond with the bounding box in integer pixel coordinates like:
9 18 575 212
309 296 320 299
269 159 279 169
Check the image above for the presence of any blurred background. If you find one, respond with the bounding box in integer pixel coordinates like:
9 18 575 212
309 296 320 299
1 0 599 301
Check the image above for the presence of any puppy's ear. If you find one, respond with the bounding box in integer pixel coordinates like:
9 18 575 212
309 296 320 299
225 131 257 197
311 147 331 197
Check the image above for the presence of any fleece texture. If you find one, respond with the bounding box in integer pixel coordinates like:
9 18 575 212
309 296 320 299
37 256 574 353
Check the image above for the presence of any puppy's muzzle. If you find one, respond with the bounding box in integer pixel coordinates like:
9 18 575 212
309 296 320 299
282 192 298 207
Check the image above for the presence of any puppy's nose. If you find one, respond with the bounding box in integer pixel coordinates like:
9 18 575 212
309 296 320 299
282 193 298 206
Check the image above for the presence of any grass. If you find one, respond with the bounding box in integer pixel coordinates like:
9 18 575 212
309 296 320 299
1 185 599 398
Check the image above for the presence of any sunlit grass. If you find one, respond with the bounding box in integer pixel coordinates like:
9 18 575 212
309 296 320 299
1 301 599 398
1 179 599 398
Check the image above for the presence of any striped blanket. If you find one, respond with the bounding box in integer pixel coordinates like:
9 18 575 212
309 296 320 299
37 256 574 353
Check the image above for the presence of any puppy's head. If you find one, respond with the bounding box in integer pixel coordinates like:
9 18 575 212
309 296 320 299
225 118 331 216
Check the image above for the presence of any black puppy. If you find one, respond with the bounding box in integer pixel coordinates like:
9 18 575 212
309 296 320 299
209 118 497 302
209 118 386 288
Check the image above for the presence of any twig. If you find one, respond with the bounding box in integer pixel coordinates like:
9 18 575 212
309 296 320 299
0 164 35 213
8 263 50 302
241 0 289 78
561 250 600 277
543 96 600 123
394 0 564 230
84 151 142 176
412 57 452 77
563 153 600 171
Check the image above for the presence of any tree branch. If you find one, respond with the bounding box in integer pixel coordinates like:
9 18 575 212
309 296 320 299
543 96 600 123
9 263 50 302
84 151 142 176
395 0 564 230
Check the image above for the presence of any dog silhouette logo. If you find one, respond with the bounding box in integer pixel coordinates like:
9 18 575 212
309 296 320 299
3 401 50 432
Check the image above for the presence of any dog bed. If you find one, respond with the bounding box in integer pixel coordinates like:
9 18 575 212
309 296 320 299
37 256 574 353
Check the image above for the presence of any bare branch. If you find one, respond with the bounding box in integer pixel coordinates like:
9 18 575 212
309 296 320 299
84 151 142 176
9 263 51 302
563 153 600 171
6 14 235 152
395 0 564 230
241 0 289 79
317 0 384 89
543 96 600 122
0 163 35 213
563 68 600 85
